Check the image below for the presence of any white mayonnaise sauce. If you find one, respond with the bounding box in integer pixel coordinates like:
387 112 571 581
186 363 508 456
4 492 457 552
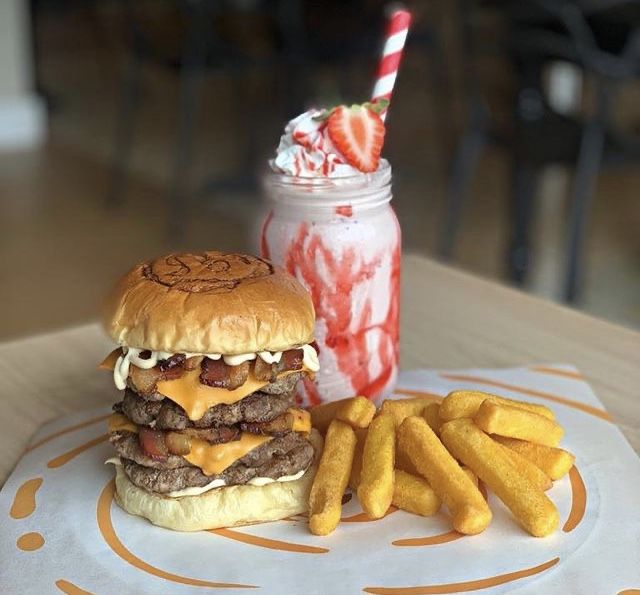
112 343 319 390
105 458 307 498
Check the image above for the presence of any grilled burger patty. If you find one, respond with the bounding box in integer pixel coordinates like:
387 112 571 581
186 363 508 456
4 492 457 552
115 384 297 429
118 431 314 493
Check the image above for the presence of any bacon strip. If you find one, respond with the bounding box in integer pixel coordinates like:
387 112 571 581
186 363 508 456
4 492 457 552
130 347 306 395
200 358 250 389
253 349 303 382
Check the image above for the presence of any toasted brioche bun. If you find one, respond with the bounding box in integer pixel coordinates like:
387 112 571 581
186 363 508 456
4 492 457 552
114 463 317 531
103 251 315 354
113 430 323 531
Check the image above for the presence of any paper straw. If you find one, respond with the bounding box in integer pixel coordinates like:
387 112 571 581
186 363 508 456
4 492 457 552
371 6 412 121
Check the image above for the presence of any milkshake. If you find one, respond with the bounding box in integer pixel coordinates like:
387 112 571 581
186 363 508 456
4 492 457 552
261 104 401 405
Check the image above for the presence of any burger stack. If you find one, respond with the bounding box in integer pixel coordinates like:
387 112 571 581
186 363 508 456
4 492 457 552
100 251 321 531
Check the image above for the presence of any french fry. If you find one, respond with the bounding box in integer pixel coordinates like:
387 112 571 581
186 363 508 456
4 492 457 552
357 413 396 519
397 416 492 535
441 419 559 537
493 436 575 480
461 466 478 487
309 398 353 435
439 390 555 422
308 419 356 535
494 439 552 491
336 396 377 429
395 436 421 476
392 470 441 517
474 401 564 447
380 398 435 427
349 428 368 490
423 402 442 435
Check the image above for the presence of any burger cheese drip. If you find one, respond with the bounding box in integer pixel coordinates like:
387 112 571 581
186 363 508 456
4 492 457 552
109 344 320 391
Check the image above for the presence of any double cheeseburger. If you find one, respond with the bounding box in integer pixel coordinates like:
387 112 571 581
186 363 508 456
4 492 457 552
100 251 321 531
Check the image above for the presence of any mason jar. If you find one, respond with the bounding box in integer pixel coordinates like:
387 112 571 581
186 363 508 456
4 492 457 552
260 160 400 406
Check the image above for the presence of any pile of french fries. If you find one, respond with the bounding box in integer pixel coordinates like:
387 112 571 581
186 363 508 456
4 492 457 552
307 391 576 538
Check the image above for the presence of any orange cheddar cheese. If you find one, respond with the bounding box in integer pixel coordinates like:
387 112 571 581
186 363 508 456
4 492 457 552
100 350 304 422
288 408 311 433
108 413 137 434
185 433 272 476
99 348 121 370
156 369 272 421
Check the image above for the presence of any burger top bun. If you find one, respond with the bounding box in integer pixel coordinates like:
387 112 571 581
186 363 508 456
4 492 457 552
103 251 315 355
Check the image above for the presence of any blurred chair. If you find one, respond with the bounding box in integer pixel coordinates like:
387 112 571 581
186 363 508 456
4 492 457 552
107 0 384 241
439 0 640 302
107 0 281 240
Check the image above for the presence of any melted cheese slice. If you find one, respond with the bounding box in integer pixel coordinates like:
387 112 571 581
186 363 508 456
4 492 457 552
185 433 272 476
100 350 302 421
108 413 138 433
99 348 121 370
106 413 271 476
156 369 273 421
288 408 311 433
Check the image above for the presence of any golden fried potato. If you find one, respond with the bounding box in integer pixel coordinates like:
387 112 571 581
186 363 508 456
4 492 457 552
439 390 555 422
441 419 559 537
308 420 356 535
461 466 478 487
397 416 492 535
392 470 441 517
348 428 368 491
474 401 563 447
494 439 552 491
380 398 434 427
493 436 575 480
423 402 442 435
336 396 377 429
357 413 396 519
309 398 354 435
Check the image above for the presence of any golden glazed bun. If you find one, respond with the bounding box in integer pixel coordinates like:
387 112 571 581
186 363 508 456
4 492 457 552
103 251 315 354
113 430 323 531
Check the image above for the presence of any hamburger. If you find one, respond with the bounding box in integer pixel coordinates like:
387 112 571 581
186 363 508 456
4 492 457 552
99 251 321 531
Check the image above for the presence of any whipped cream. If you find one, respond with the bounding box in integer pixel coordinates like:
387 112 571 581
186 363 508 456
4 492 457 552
112 344 320 390
270 109 360 178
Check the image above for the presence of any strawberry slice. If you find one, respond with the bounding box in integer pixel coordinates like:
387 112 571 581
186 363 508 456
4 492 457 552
327 105 385 173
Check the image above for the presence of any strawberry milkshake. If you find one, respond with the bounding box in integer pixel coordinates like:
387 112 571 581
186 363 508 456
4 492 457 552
261 103 400 405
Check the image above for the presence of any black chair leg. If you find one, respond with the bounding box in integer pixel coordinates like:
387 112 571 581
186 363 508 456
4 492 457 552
563 84 609 303
508 162 538 285
106 50 142 207
438 126 487 259
167 5 207 243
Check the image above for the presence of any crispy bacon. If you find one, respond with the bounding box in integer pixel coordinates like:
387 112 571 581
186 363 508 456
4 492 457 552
182 425 240 444
139 427 169 460
184 355 204 371
253 356 275 381
200 358 250 390
241 412 292 436
129 360 184 396
252 349 304 382
158 354 186 372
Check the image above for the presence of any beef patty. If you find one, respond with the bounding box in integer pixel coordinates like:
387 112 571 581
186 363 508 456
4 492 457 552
115 386 297 429
119 431 314 493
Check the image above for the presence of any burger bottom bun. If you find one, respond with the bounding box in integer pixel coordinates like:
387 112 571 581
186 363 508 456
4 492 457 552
113 430 323 531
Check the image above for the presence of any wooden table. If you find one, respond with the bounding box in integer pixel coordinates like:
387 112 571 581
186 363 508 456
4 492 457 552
1 255 638 485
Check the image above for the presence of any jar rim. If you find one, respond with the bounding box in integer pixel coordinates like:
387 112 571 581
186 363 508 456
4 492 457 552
263 159 392 207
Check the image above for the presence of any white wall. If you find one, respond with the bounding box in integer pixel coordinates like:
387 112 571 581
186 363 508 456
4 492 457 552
0 0 46 149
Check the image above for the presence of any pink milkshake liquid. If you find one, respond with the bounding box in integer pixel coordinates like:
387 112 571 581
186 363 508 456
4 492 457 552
261 160 400 406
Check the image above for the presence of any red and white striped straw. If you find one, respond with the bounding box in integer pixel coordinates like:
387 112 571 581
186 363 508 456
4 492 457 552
371 6 412 121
